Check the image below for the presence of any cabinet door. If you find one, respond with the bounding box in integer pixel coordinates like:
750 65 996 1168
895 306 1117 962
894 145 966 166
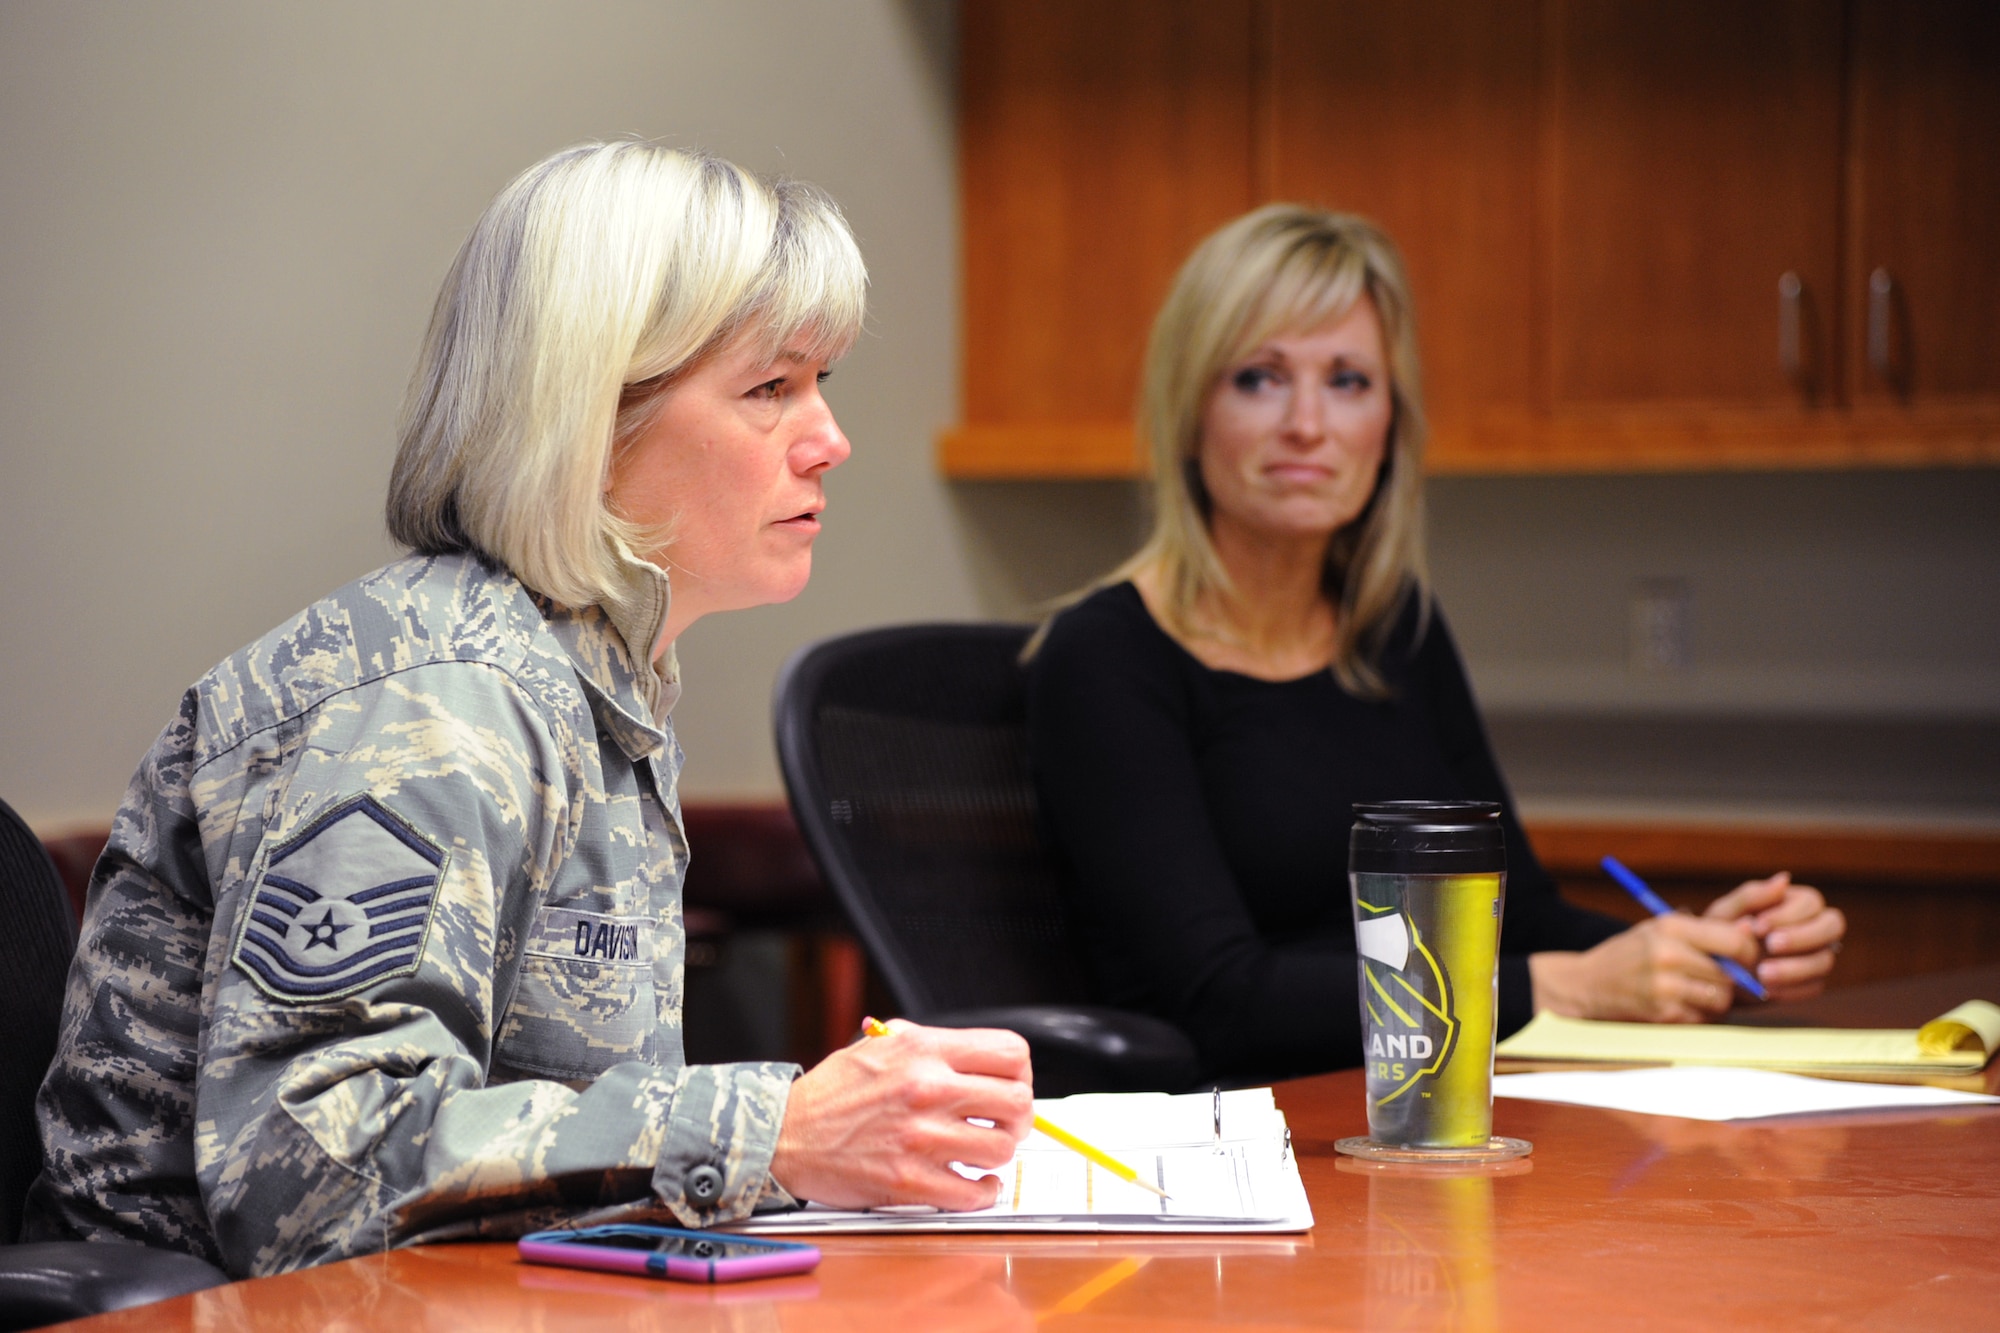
1264 0 1541 464
1847 0 2000 407
954 0 1254 473
1547 0 1845 409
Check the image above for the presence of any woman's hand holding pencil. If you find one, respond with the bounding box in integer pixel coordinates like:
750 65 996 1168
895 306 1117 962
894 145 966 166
767 1017 1034 1212
859 1018 1171 1202
1528 859 1848 1024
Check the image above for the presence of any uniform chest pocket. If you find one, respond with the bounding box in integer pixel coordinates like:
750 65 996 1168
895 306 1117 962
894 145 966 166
496 907 659 1078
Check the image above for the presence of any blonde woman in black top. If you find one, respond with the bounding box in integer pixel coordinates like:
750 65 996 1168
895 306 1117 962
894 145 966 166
1025 205 1846 1081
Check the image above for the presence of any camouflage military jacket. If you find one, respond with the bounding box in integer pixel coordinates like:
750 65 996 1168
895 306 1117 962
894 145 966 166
25 552 798 1276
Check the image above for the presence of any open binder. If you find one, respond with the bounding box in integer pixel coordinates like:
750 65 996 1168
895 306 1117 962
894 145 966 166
729 1088 1313 1235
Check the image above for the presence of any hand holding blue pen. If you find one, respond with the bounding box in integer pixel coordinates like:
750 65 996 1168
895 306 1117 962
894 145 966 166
1600 855 1769 1001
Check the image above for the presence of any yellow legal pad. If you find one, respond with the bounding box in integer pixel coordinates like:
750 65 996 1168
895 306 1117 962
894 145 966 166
1496 1000 2000 1087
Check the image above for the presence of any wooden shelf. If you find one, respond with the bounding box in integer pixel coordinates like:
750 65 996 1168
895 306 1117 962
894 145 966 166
1429 406 2000 474
937 423 1144 479
1526 818 2000 887
938 410 2000 480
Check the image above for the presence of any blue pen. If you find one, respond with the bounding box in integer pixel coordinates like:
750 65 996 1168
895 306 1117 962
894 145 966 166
1599 855 1769 1001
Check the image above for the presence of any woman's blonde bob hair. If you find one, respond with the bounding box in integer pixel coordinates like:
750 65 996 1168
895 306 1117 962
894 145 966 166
1068 203 1429 695
388 141 866 612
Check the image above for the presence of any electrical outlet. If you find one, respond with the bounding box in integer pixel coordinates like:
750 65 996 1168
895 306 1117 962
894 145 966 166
1630 578 1691 674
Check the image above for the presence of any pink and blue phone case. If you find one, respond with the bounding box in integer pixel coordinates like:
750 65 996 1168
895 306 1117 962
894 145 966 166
518 1225 820 1283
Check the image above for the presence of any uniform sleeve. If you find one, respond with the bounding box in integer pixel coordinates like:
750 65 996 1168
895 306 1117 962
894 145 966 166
1407 610 1627 1033
188 662 793 1276
1026 601 1362 1081
26 691 222 1261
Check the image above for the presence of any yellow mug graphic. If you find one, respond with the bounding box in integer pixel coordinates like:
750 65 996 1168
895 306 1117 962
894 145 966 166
1355 872 1494 1147
1355 898 1458 1099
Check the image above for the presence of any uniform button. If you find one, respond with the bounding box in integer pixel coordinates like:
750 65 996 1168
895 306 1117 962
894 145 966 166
687 1164 723 1201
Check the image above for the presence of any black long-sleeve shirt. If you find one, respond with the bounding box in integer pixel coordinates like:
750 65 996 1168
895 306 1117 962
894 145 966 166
1025 582 1623 1083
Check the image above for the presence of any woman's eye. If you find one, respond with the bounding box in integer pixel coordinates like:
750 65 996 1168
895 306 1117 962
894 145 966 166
748 377 785 400
816 369 832 385
1232 367 1278 393
1332 369 1372 392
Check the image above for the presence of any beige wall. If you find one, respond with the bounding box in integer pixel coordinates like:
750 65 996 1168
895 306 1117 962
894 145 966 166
4 2 1995 834
0 0 980 827
1430 469 2000 826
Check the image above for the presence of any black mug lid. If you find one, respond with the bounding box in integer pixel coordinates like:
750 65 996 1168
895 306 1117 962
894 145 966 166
1350 800 1506 874
1352 800 1502 829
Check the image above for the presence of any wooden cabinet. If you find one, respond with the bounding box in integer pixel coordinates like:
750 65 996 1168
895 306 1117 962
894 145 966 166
941 0 2000 477
1846 0 2000 408
1263 0 1542 441
951 0 1255 475
1544 1 1845 409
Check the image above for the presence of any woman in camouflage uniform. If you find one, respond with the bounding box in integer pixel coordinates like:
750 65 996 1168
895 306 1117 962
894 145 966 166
26 142 1032 1277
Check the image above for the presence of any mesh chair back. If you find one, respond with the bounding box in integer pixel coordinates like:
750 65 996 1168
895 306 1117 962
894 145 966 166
0 798 79 1243
775 624 1091 1018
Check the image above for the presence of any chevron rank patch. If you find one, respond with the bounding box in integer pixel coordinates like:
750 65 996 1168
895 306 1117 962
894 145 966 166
233 794 448 1003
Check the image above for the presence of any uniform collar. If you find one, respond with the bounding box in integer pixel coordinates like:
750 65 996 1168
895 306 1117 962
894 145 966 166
538 549 679 762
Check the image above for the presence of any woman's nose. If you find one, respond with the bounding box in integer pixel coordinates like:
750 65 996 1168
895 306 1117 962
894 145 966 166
1281 382 1327 444
797 399 852 473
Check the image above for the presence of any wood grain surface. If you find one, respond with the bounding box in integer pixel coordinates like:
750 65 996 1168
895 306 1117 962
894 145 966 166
64 970 2000 1331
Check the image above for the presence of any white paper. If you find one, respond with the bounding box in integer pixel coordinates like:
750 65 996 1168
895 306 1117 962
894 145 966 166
730 1088 1313 1235
1494 1065 2000 1122
1019 1087 1282 1147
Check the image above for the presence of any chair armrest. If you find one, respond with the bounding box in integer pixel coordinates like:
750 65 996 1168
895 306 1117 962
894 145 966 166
926 1004 1201 1097
0 1241 228 1330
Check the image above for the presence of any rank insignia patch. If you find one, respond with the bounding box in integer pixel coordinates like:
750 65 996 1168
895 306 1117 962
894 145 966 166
233 794 448 1003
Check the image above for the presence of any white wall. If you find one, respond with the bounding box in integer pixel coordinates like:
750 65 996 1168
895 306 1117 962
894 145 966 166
1429 469 2000 826
1429 470 2000 720
0 0 976 828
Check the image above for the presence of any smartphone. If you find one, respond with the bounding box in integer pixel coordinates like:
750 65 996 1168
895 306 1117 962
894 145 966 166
518 1225 820 1283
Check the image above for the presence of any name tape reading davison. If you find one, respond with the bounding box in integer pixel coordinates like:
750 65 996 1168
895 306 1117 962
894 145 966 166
524 906 657 966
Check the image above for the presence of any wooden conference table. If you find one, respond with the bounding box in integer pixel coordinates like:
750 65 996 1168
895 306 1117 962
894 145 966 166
61 965 2000 1332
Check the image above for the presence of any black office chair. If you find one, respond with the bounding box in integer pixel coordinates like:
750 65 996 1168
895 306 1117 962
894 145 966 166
774 623 1200 1096
0 798 229 1329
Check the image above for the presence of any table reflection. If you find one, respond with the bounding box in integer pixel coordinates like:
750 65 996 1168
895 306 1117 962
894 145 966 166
165 1248 1039 1333
1344 1161 1529 1331
1598 1110 1853 1193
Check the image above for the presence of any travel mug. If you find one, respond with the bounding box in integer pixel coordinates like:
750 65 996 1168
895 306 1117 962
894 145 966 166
1348 800 1511 1152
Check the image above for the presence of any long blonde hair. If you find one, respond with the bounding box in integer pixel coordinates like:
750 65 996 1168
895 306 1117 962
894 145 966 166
388 142 866 615
1045 204 1428 696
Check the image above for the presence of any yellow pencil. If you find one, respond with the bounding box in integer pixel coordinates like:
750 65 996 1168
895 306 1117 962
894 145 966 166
862 1017 1172 1201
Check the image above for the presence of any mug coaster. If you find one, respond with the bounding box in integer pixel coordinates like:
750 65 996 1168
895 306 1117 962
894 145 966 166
1334 1135 1533 1165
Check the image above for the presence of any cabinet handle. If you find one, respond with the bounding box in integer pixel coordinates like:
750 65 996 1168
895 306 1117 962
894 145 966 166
1778 271 1806 389
1867 267 1895 383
